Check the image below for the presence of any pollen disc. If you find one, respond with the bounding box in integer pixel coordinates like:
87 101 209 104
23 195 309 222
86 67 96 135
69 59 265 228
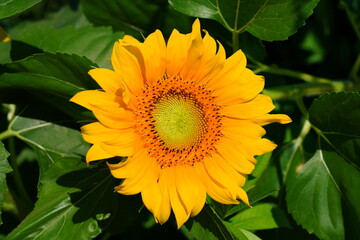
134 76 223 168
152 94 206 150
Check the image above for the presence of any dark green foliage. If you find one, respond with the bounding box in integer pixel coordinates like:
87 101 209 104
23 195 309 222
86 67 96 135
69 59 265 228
0 0 359 239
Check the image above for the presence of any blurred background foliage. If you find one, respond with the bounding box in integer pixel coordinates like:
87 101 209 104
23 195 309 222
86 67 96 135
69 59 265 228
0 0 359 239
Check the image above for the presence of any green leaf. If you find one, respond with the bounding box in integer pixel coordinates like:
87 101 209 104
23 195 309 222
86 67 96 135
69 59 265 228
13 26 124 68
0 42 11 64
81 0 192 38
0 141 12 225
0 53 99 99
8 105 89 180
321 143 360 239
4 157 117 240
185 204 236 240
81 0 160 36
8 6 90 36
0 0 42 20
169 0 320 41
243 152 271 191
289 92 360 240
224 226 261 240
224 189 278 219
309 92 360 168
287 148 349 240
227 203 291 231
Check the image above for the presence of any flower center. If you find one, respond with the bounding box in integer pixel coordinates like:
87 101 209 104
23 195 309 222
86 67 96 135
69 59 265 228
134 76 223 168
152 94 205 150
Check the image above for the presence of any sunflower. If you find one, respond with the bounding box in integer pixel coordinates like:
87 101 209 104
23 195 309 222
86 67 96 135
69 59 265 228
70 19 291 228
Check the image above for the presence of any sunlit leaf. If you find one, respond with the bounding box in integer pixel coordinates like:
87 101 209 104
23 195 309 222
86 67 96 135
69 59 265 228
8 6 90 40
169 0 320 41
287 149 344 240
13 26 124 68
227 203 290 231
224 189 278 219
4 157 117 240
0 141 12 225
0 53 98 99
223 225 261 240
243 152 271 191
0 0 42 20
8 105 89 180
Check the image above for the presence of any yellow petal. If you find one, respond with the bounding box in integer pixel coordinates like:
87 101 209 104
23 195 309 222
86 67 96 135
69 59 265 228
196 40 226 86
221 94 275 119
195 163 239 204
100 135 140 157
236 137 277 156
110 149 159 195
90 104 135 129
107 159 127 177
187 174 206 217
86 144 114 163
203 156 239 199
251 114 292 126
174 166 192 215
111 40 144 95
108 148 159 179
97 123 139 157
206 49 247 90
202 30 217 57
222 118 266 140
81 122 133 144
88 68 122 94
209 155 249 205
206 48 265 105
70 90 116 110
141 180 162 217
216 138 256 174
180 20 204 80
116 157 158 195
175 166 206 217
156 172 172 224
165 167 190 228
236 187 250 206
143 30 167 84
213 153 247 187
166 27 192 77
215 71 265 105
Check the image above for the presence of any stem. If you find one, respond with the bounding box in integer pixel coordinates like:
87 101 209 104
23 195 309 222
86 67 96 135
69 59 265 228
252 62 332 83
0 129 13 141
282 120 311 184
232 0 241 53
295 93 309 118
277 120 312 206
232 31 240 53
263 80 355 101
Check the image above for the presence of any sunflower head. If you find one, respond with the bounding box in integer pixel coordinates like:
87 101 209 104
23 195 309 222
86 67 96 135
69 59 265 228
70 19 291 228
